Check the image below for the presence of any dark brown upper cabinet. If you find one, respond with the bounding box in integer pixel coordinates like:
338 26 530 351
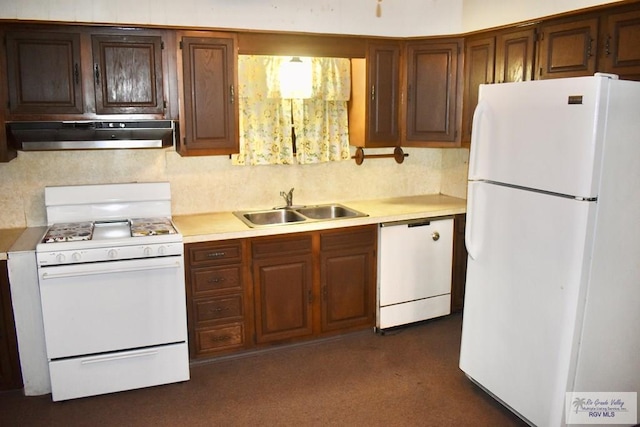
600 8 640 81
495 27 536 84
462 27 535 144
403 39 462 147
537 17 599 79
349 41 400 148
4 26 167 120
5 31 84 115
91 34 164 115
461 36 495 144
178 33 238 156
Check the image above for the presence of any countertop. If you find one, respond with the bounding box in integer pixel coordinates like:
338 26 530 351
173 194 467 244
0 228 26 260
0 194 467 255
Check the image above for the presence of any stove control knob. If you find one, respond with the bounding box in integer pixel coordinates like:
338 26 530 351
72 252 81 262
108 249 118 259
56 253 66 263
143 247 152 256
158 245 167 256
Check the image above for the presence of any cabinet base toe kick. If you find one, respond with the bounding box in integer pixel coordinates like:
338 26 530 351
377 294 451 330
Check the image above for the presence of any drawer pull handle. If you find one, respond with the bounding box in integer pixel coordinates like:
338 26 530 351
209 306 231 314
207 251 226 258
212 335 232 342
207 277 225 284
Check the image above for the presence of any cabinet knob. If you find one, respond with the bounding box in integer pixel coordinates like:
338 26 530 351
432 231 440 241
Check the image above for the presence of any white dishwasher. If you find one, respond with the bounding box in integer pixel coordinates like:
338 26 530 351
377 217 453 330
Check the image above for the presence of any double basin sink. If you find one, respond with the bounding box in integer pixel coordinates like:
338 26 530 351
234 203 368 228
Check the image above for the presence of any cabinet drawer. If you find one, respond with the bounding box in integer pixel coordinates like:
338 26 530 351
252 235 312 258
321 225 377 250
195 324 244 353
188 241 242 266
191 266 242 294
194 295 243 324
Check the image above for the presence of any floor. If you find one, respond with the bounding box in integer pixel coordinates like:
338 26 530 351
0 313 528 426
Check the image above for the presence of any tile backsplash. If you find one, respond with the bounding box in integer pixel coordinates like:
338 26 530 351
0 148 468 228
0 146 468 229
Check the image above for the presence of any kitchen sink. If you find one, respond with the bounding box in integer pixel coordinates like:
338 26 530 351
234 203 367 228
295 204 364 220
238 209 307 226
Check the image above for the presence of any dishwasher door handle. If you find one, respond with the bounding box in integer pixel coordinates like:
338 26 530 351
407 220 431 228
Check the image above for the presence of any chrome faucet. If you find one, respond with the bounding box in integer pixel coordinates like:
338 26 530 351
280 188 294 207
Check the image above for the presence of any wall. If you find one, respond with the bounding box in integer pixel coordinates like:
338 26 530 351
462 0 623 32
0 0 620 228
0 147 451 228
0 0 463 37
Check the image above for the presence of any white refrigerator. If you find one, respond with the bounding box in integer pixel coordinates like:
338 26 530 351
459 74 640 427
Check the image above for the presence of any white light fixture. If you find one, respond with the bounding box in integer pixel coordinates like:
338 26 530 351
279 56 313 99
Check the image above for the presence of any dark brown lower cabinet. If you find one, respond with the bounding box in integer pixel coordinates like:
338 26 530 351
185 239 252 359
451 214 468 313
0 260 23 390
320 227 376 332
252 225 377 345
252 235 314 344
185 225 378 359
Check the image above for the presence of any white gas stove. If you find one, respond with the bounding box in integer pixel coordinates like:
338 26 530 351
36 182 189 401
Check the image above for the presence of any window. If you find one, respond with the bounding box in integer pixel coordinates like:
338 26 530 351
231 55 351 166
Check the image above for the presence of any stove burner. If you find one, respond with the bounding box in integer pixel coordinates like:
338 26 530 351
130 218 177 237
43 222 95 243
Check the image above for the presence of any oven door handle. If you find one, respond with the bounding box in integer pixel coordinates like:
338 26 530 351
80 348 159 365
41 261 181 280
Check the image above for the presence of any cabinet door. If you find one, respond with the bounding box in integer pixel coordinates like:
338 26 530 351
252 236 313 344
179 34 238 155
601 9 640 81
92 34 165 115
404 40 461 146
495 27 535 83
320 226 376 332
450 214 468 313
462 36 495 143
538 18 599 79
5 31 83 115
0 260 23 390
366 42 400 146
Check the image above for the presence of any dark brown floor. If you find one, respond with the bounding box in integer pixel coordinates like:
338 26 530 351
0 313 527 426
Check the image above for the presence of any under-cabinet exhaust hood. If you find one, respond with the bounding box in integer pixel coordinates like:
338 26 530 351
6 120 177 151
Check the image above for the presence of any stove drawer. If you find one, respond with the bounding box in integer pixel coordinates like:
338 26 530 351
49 342 189 402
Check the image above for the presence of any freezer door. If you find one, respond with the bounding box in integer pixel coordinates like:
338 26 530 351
460 182 596 427
469 75 611 199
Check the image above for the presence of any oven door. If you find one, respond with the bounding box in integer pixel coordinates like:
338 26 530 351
39 256 188 360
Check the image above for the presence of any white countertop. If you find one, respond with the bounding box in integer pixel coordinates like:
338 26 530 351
173 194 467 243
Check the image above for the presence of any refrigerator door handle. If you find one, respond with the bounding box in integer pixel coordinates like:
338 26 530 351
468 100 488 180
465 182 480 260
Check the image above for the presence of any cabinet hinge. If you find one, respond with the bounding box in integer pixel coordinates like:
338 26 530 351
163 100 167 109
538 31 544 42
179 40 183 50
161 40 165 50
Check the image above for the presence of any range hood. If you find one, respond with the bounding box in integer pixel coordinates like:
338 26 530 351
6 120 177 151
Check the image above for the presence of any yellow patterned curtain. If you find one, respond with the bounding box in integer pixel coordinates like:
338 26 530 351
295 57 351 164
231 55 294 165
232 55 351 166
